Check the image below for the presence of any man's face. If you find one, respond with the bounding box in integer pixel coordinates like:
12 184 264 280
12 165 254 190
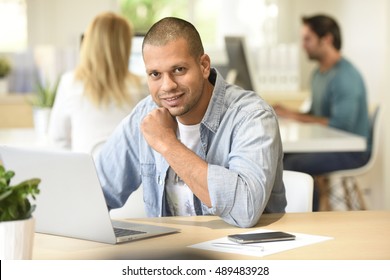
301 25 324 61
143 38 211 125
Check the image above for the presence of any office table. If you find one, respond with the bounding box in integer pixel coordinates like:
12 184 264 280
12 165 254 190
0 128 52 148
278 118 366 153
1 122 366 153
32 210 390 260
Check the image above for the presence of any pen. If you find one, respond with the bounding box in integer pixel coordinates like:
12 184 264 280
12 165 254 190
211 242 264 252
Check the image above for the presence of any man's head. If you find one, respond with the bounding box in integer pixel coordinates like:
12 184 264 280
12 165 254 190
301 14 342 61
142 17 204 59
142 17 212 125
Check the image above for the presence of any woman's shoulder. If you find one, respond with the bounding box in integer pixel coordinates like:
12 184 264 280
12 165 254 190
60 71 76 83
58 71 84 94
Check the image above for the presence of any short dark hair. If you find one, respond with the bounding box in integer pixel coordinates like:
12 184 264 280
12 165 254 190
142 17 204 58
302 14 342 50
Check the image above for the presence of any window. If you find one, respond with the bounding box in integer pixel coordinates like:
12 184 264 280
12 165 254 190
120 0 189 34
0 0 27 52
119 0 223 48
119 0 292 87
119 0 278 53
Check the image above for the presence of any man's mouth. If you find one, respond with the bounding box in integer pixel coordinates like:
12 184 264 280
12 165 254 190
161 93 184 107
165 96 181 102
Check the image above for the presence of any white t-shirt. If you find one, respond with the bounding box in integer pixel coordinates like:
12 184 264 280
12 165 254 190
48 71 147 155
165 121 201 216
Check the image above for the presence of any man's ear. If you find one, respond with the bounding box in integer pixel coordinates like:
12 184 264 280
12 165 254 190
322 32 334 47
200 54 211 78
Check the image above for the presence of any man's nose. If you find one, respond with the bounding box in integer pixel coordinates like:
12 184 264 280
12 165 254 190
161 74 178 92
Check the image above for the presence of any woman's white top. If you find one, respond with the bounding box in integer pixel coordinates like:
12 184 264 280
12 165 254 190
48 71 147 154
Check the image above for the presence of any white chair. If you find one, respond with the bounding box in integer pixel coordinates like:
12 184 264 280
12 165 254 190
109 186 147 219
283 170 314 212
90 139 107 159
317 105 381 211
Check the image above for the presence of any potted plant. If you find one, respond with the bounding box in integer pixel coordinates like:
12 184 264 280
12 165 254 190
0 56 12 95
0 165 40 260
28 76 60 134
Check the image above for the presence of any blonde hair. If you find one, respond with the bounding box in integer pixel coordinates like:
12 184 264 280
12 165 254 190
75 12 140 107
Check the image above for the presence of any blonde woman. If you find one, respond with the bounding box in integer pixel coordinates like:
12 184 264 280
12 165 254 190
48 12 147 154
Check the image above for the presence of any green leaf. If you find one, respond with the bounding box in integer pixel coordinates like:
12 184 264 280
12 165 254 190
27 76 60 108
0 166 41 221
0 189 12 201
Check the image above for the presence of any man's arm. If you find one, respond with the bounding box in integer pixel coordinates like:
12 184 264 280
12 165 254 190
273 104 329 125
96 114 143 210
141 107 211 206
141 106 286 228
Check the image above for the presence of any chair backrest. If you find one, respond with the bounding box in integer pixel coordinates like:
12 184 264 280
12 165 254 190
90 139 107 159
324 105 382 180
109 186 147 218
365 105 381 171
283 170 314 212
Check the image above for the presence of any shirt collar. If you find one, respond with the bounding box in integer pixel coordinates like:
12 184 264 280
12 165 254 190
201 68 227 133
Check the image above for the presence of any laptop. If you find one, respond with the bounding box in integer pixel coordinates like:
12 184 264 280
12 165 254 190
0 146 179 244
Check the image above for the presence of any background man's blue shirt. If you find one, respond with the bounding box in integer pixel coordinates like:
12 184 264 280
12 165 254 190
310 57 370 150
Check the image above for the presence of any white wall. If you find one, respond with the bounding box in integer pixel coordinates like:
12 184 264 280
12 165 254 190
384 1 390 210
27 0 119 49
26 0 119 85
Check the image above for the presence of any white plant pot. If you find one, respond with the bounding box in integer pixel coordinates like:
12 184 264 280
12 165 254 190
0 217 35 260
0 78 9 95
33 107 52 135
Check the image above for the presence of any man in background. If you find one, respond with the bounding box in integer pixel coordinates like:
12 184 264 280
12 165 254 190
274 14 370 210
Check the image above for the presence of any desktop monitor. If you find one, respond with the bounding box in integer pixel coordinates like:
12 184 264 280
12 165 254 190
224 36 257 91
129 34 146 76
80 32 146 77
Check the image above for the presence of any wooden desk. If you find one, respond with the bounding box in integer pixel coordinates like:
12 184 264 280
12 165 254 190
279 118 367 153
33 211 390 260
0 94 34 128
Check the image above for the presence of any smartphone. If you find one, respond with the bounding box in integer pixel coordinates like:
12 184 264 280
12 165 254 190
228 231 296 244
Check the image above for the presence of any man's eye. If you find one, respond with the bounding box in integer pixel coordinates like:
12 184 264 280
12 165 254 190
174 67 185 74
149 71 160 78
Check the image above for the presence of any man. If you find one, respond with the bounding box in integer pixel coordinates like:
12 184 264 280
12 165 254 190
274 15 370 209
96 17 286 228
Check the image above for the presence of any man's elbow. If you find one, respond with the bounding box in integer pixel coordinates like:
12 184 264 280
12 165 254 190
222 210 263 228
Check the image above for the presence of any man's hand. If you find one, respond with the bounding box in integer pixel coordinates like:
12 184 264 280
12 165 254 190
273 104 296 119
141 107 211 207
273 104 329 125
141 107 179 154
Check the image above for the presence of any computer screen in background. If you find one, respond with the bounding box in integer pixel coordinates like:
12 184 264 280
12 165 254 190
224 36 257 92
130 34 146 77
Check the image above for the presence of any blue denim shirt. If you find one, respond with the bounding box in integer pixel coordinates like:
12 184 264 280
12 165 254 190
96 69 286 228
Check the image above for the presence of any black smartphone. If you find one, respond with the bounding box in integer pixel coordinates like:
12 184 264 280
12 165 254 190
228 231 296 244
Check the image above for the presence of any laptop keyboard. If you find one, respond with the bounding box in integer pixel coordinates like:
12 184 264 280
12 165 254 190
114 227 146 237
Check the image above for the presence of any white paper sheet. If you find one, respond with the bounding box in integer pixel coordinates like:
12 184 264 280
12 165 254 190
189 229 333 257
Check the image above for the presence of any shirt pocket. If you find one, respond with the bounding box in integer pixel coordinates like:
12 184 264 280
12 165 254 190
140 163 161 214
140 163 156 177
